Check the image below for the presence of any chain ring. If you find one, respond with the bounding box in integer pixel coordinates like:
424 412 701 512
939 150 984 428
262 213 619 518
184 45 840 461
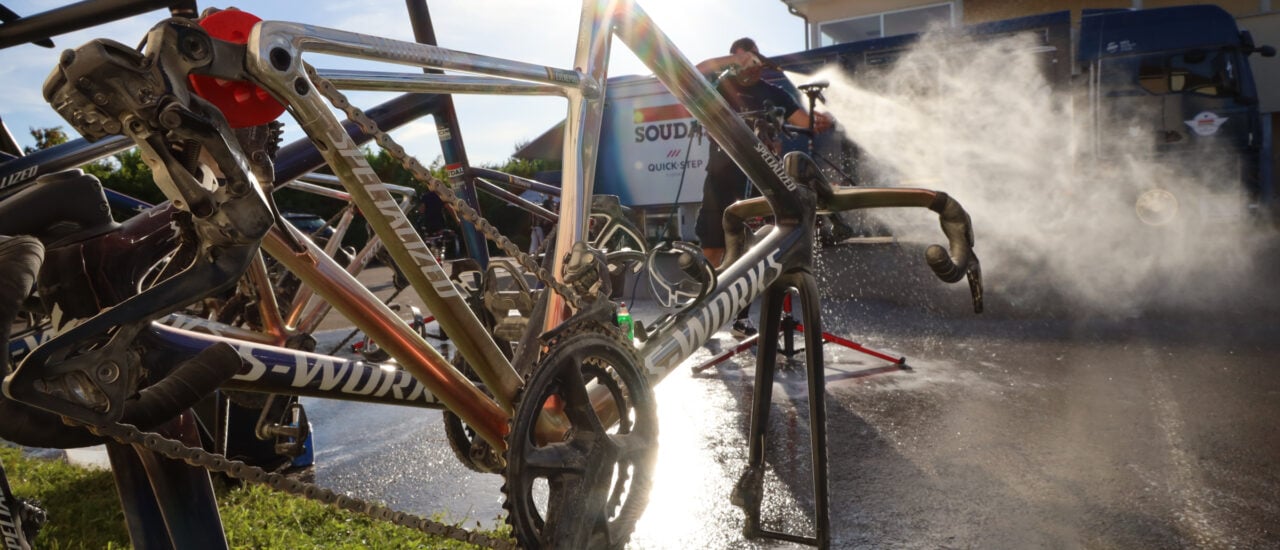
443 351 507 474
502 323 658 549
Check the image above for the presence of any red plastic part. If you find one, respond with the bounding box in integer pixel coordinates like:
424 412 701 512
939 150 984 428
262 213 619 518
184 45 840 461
188 10 285 128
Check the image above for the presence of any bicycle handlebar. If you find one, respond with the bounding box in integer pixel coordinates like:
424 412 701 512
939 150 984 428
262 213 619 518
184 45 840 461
924 192 974 283
724 186 984 313
924 191 984 313
0 0 192 50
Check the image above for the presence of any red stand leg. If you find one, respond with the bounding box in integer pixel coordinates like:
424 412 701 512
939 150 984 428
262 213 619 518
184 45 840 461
690 291 906 373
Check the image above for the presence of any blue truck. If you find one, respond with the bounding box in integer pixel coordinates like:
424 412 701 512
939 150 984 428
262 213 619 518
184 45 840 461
531 5 1274 240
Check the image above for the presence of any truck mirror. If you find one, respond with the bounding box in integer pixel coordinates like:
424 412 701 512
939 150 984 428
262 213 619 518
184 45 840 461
1240 31 1276 57
1241 30 1258 50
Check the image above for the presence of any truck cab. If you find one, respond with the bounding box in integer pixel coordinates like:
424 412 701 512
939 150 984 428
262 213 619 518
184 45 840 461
1079 5 1272 224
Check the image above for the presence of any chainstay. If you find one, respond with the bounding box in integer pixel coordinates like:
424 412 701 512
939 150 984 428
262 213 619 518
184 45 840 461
80 420 518 550
306 64 585 311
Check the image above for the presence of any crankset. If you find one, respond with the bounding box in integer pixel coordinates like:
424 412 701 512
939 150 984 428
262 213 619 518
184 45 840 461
502 320 659 549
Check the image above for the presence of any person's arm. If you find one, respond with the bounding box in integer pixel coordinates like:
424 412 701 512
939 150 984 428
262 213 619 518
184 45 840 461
787 109 834 133
695 49 761 76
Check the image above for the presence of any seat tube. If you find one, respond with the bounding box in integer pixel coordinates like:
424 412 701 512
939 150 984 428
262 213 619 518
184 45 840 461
544 0 614 328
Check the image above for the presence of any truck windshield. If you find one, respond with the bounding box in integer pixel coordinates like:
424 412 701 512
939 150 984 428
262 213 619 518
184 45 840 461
1108 49 1239 98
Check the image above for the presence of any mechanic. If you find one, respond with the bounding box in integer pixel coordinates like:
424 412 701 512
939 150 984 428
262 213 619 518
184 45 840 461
694 37 834 337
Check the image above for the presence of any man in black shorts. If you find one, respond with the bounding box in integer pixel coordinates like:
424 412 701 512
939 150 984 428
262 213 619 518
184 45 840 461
695 37 834 337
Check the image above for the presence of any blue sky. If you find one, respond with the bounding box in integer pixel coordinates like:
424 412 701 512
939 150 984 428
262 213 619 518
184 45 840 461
2 0 804 165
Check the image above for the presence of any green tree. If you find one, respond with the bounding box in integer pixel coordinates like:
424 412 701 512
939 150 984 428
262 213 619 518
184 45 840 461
25 126 162 212
83 148 163 205
23 126 69 153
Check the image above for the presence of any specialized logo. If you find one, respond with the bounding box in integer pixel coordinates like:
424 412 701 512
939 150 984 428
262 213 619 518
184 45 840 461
0 166 37 190
230 342 440 404
0 497 20 550
643 251 784 376
327 126 457 298
755 142 797 190
1185 111 1228 136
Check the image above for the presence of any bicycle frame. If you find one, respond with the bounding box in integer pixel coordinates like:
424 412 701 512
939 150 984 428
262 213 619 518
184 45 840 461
12 0 975 462
154 0 815 452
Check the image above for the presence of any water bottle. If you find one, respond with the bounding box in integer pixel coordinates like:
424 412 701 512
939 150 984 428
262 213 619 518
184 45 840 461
616 302 634 341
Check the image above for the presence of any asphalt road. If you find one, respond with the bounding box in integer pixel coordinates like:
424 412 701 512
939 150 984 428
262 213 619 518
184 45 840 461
301 238 1280 548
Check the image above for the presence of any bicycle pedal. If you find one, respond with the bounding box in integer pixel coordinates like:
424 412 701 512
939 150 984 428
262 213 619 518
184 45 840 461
262 402 311 459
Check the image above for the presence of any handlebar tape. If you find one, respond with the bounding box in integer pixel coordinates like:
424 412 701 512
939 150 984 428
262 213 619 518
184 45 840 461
924 192 976 284
925 244 966 283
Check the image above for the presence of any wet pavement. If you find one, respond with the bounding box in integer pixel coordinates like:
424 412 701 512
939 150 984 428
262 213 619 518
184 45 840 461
301 240 1280 548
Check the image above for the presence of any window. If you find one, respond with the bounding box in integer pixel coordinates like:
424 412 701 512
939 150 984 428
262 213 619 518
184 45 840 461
1124 50 1237 98
818 3 955 47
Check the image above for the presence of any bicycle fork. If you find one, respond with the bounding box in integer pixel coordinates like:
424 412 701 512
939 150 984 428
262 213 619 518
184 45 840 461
732 270 831 549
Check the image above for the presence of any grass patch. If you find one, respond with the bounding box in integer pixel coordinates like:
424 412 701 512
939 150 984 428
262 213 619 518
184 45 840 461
1 446 508 549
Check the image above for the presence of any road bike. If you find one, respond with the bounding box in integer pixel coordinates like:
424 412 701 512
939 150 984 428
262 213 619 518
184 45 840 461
0 0 982 547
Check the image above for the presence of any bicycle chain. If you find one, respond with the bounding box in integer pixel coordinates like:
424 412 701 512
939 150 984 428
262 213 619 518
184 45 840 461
78 419 518 549
305 64 585 311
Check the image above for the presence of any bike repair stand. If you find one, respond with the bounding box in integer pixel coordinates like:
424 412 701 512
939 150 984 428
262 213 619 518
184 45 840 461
778 292 907 368
107 412 227 550
732 270 831 548
688 293 904 374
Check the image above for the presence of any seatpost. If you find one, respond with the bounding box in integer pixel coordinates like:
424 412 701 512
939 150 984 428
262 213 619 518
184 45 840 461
797 81 828 154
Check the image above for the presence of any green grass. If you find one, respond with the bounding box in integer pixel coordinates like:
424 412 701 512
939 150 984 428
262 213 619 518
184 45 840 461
0 446 508 549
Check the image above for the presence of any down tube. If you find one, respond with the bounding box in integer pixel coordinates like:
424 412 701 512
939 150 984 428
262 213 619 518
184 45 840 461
638 226 803 381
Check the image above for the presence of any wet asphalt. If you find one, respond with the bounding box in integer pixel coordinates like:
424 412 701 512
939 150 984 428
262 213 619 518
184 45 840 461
302 238 1280 549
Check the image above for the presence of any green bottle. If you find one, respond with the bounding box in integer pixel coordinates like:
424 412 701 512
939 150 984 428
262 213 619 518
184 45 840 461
617 302 634 341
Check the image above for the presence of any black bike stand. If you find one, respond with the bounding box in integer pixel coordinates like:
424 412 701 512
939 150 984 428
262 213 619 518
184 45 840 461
778 292 907 368
731 271 831 548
